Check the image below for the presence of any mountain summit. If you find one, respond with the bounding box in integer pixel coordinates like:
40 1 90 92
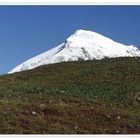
9 29 140 73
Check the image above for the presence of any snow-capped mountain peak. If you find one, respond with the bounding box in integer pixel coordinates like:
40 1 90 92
8 29 140 74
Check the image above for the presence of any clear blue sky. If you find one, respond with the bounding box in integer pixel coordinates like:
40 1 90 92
0 5 140 74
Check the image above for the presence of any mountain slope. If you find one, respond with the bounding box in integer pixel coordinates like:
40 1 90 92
1 58 140 134
9 29 140 73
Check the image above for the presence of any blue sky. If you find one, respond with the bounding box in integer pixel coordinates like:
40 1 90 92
0 5 140 74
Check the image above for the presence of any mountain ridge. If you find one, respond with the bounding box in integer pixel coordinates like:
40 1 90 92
9 29 140 74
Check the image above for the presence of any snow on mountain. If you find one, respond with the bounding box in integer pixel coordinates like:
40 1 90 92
8 29 140 74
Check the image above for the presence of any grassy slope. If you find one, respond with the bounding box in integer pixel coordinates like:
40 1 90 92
0 57 140 134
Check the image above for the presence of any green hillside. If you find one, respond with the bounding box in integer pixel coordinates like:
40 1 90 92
0 57 140 134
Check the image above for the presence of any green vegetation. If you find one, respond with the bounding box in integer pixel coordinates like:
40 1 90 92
0 57 140 134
